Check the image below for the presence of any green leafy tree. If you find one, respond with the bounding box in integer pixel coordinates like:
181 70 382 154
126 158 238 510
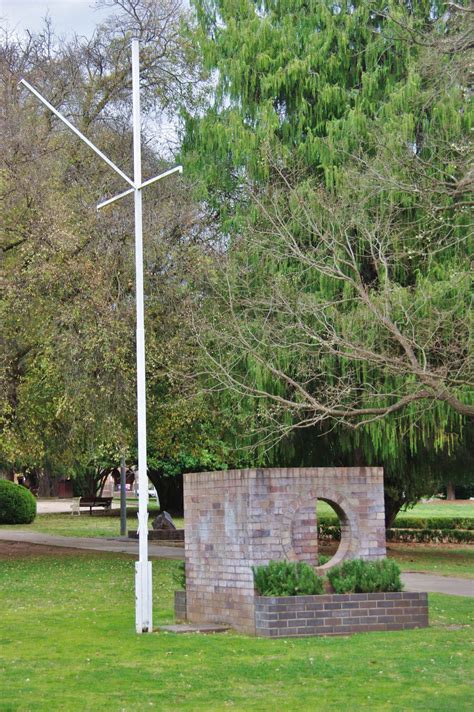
0 2 216 492
182 1 473 513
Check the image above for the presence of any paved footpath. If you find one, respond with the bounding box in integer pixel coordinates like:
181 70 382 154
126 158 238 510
0 530 472 596
0 529 184 560
400 572 473 597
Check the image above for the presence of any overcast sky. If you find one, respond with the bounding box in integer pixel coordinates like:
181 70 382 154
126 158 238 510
1 0 181 154
1 0 114 38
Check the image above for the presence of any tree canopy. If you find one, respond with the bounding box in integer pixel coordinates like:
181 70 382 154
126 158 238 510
181 0 473 515
0 1 226 485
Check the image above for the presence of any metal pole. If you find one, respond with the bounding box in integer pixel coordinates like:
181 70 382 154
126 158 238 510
132 37 152 634
120 456 127 537
19 39 182 635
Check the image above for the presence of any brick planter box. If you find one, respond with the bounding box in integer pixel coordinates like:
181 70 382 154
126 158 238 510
255 591 428 637
174 590 428 637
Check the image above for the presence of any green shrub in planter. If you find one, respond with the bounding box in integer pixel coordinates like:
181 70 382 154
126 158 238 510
328 559 402 594
0 480 37 524
253 560 324 596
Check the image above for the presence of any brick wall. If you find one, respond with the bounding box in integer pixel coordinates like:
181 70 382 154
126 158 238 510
255 592 429 637
184 467 386 634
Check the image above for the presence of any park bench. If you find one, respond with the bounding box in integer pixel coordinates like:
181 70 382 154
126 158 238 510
78 496 113 515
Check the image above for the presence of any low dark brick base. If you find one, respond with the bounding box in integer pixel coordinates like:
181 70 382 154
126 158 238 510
174 590 428 637
255 591 428 637
175 590 187 622
128 529 184 543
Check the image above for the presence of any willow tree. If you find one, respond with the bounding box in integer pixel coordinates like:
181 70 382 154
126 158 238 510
182 0 473 512
184 1 452 189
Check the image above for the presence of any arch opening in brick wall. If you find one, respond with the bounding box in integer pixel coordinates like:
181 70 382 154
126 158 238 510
315 497 350 572
280 493 354 572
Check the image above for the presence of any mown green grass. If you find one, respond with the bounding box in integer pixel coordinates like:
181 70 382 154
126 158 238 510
0 550 472 712
387 544 474 578
391 502 474 519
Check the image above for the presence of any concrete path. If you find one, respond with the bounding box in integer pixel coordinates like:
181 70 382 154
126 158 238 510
401 572 473 597
0 529 184 560
0 530 472 595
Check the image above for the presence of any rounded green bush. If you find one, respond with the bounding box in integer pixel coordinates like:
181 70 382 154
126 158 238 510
0 480 37 524
253 560 324 596
327 558 402 594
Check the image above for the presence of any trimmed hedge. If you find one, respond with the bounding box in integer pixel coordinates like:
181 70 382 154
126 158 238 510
392 516 474 530
317 513 474 544
386 528 474 544
318 513 474 529
253 560 324 596
327 559 403 594
0 480 37 524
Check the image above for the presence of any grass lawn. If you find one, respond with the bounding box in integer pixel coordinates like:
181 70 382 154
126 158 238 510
0 549 473 712
389 501 474 519
387 544 474 578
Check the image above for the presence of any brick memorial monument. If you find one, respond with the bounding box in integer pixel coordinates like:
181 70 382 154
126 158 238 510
183 467 388 634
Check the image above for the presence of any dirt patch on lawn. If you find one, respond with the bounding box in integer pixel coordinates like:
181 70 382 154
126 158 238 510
0 540 106 559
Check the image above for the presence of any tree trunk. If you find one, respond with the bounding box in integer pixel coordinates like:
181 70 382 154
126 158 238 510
37 470 58 497
446 481 456 501
147 471 184 515
384 493 404 529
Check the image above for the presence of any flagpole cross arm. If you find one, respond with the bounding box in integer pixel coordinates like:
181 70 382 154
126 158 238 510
18 78 135 189
97 165 183 211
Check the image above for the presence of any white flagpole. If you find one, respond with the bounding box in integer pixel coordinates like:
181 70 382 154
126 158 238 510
19 37 183 634
131 37 152 634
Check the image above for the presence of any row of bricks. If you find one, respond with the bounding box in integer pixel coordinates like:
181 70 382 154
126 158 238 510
185 591 254 603
256 592 426 605
258 621 426 637
186 565 254 575
186 490 381 502
185 467 383 478
187 608 254 625
256 600 427 615
257 608 428 623
248 496 382 506
271 507 381 516
185 582 253 591
186 495 381 508
257 613 428 628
